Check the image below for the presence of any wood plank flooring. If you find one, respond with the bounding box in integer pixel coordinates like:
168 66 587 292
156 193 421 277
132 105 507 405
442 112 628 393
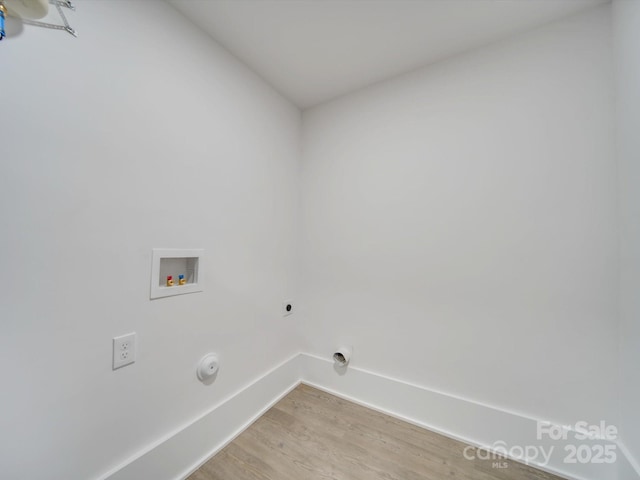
188 384 565 480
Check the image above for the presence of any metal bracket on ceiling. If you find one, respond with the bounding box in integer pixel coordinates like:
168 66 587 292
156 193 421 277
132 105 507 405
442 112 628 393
3 0 77 39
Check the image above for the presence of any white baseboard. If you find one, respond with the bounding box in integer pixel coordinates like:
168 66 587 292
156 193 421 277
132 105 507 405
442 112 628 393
101 352 623 480
102 354 301 480
300 353 617 480
618 442 640 480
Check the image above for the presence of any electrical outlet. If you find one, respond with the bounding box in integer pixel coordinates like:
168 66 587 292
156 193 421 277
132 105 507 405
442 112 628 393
113 332 136 370
282 299 294 317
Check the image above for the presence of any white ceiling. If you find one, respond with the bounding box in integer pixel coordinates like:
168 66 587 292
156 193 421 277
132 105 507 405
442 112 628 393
170 0 608 108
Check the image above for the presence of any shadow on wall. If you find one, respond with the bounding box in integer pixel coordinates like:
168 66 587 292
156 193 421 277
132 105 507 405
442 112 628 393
5 16 24 37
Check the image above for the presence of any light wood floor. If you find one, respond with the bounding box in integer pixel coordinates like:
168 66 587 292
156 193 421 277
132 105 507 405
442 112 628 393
188 384 564 480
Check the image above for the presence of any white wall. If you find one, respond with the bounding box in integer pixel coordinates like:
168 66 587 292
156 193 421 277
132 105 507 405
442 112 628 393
0 2 628 479
300 5 617 429
613 0 640 477
0 2 300 480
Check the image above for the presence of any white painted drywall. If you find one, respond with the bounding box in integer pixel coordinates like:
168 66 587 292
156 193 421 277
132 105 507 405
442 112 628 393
169 0 607 108
300 5 617 430
0 2 627 479
0 2 300 480
613 0 640 477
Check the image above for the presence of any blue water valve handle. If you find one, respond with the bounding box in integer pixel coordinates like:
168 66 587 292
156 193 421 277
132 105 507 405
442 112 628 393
0 3 6 41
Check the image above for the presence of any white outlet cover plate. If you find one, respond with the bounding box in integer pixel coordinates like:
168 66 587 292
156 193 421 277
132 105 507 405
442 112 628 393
113 332 137 370
282 299 294 317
